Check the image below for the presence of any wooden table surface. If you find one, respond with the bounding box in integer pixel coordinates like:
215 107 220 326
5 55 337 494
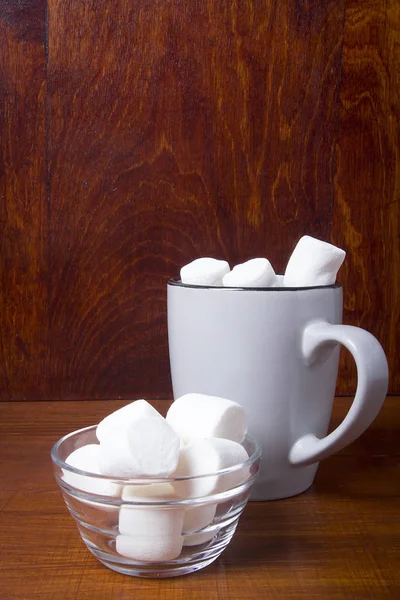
0 398 399 599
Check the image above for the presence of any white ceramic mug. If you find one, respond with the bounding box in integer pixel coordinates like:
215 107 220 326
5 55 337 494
167 279 389 500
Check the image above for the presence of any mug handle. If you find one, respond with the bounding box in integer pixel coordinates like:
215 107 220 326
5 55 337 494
289 321 389 466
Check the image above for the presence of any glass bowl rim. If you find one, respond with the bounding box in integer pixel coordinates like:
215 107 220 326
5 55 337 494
51 425 262 484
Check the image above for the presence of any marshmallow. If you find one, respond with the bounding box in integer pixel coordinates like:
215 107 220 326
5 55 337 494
98 415 180 478
96 399 159 443
180 257 230 286
173 438 249 498
182 504 217 545
183 504 216 533
63 444 121 497
166 393 247 445
122 482 178 503
223 258 278 287
183 529 216 547
116 533 183 562
119 503 184 537
284 236 346 287
118 483 184 562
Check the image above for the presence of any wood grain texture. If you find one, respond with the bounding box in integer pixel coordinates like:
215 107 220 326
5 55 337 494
0 1 48 399
333 0 400 394
0 398 399 599
46 0 345 399
0 0 399 400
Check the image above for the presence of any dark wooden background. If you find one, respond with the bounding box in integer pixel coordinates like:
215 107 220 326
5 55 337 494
0 0 398 401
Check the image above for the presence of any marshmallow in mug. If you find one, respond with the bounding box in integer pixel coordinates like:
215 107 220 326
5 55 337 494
166 393 247 445
284 236 346 287
223 258 278 288
180 257 230 286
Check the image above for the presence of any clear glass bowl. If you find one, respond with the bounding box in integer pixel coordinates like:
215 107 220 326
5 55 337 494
51 426 261 578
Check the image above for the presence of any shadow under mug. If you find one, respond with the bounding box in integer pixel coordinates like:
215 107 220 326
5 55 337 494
167 279 389 501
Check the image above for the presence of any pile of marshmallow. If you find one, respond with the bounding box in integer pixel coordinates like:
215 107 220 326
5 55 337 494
180 235 346 287
63 393 249 562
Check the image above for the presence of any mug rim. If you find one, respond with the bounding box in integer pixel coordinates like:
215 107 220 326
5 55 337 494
167 278 342 292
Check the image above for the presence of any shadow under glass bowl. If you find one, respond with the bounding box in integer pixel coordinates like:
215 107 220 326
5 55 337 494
51 426 261 578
